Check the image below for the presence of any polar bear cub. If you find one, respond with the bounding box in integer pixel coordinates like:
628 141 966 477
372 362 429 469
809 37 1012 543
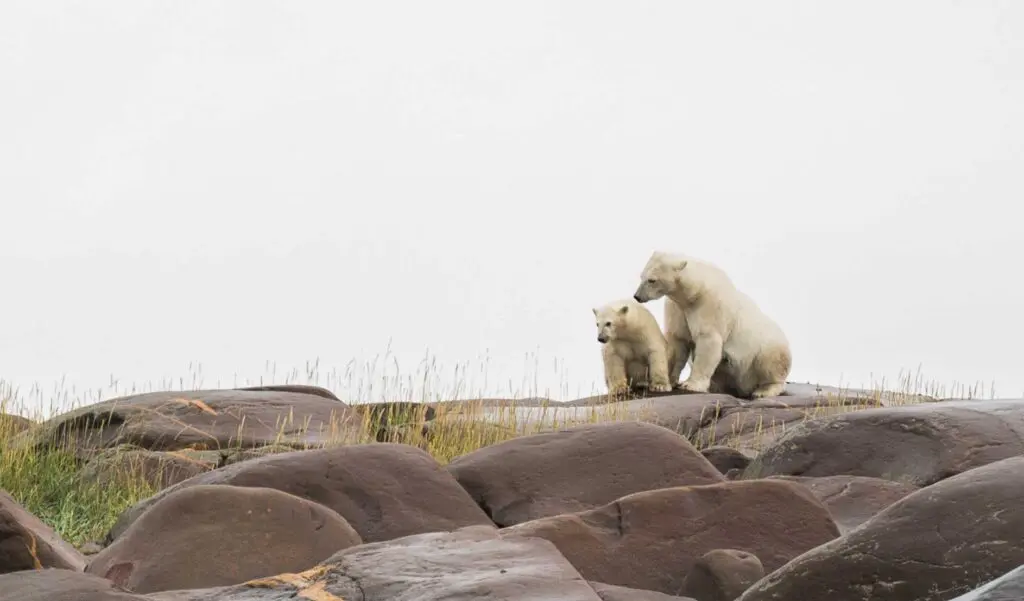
633 251 792 399
592 298 676 396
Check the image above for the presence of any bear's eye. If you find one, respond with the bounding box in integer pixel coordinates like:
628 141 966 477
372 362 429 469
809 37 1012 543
604 321 611 327
646 278 657 284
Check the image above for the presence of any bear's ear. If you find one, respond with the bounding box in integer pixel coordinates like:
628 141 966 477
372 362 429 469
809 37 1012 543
618 305 629 315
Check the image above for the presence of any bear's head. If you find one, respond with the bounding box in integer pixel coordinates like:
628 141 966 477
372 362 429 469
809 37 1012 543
634 251 688 303
592 301 633 344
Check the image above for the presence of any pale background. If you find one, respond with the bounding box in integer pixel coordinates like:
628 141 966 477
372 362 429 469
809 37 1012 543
2 1 1022 411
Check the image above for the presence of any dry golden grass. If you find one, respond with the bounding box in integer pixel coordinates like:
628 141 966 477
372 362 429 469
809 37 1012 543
0 357 999 546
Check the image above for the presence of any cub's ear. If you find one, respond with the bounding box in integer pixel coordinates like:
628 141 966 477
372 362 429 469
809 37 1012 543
592 308 599 316
674 259 688 272
618 305 629 315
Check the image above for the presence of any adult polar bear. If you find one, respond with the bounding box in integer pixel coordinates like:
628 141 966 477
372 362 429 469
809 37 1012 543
633 251 792 399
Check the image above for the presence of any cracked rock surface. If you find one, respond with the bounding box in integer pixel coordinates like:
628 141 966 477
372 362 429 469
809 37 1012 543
143 525 605 601
500 478 839 596
738 455 1024 601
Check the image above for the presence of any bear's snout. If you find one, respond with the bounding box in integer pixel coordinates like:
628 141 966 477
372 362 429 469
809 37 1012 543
633 293 643 303
597 334 609 343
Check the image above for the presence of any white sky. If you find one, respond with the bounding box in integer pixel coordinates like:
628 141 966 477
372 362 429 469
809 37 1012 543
2 1 1023 409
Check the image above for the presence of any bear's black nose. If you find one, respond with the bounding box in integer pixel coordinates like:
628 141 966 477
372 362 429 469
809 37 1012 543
633 294 642 302
597 335 608 343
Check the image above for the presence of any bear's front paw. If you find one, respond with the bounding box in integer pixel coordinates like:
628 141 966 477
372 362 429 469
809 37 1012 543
680 379 711 393
649 382 673 393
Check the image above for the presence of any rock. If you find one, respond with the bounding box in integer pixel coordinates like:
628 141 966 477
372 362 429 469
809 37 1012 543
0 568 150 601
233 384 341 401
85 484 362 593
501 479 840 595
447 421 724 526
766 475 919 534
680 549 764 601
80 446 215 491
949 564 1024 600
219 443 296 466
701 446 751 475
590 581 697 600
18 387 362 455
142 525 605 601
744 399 1024 487
1 490 87 574
107 443 492 545
737 455 1024 601
694 395 877 453
442 392 878 455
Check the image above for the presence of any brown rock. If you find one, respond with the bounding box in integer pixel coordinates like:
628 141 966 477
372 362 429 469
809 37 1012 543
19 387 362 455
107 443 492 545
219 443 296 466
591 581 697 600
681 549 764 601
85 484 362 593
0 568 150 601
744 399 1024 486
80 446 215 491
502 479 840 595
738 455 1024 601
447 421 724 526
767 475 919 534
144 525 605 601
1 490 87 574
700 446 751 475
233 384 341 401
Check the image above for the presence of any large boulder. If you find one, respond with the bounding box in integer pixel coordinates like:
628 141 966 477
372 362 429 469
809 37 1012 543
744 399 1024 486
1 490 86 574
501 479 840 595
441 392 878 455
85 484 361 593
949 565 1024 601
766 475 919 534
144 525 606 601
17 388 362 455
738 455 1024 601
0 569 150 601
447 421 725 526
80 446 216 491
107 443 493 544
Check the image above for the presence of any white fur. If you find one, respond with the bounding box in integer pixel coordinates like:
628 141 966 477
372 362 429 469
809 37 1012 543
592 298 676 397
633 251 792 399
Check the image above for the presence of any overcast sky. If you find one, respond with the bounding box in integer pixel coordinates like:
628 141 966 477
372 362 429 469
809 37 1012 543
2 1 1022 410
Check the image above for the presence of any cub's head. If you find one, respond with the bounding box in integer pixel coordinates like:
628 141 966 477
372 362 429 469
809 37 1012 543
592 302 633 344
634 251 688 303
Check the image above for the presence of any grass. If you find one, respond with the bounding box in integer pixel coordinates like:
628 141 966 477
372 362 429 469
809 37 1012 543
0 354 1001 547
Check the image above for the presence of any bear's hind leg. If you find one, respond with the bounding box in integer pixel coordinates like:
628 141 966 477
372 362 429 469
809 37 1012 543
749 345 792 399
